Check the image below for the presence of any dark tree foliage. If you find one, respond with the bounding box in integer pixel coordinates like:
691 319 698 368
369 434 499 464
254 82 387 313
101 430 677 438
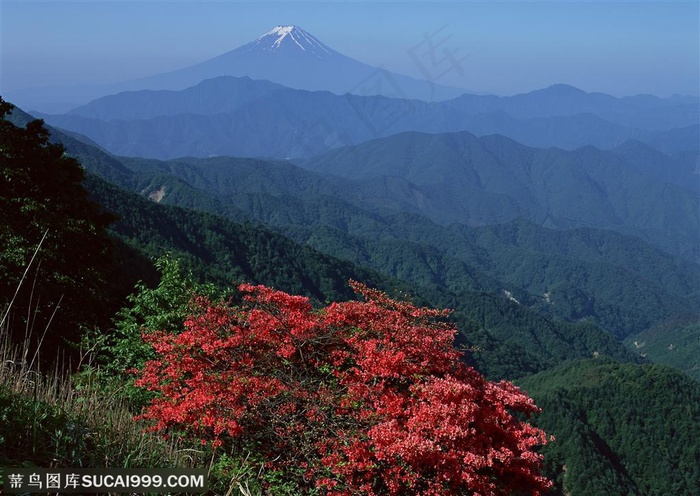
0 98 115 351
83 172 639 382
83 173 399 305
71 146 699 340
520 360 700 495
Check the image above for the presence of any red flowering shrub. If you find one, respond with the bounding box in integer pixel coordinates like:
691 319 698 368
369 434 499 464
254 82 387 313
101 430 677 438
135 281 551 495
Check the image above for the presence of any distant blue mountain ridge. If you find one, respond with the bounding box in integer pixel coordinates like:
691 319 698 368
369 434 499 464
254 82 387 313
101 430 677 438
4 25 467 112
34 74 699 160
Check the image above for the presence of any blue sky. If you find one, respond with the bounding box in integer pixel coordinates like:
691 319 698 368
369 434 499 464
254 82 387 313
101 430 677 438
1 1 698 97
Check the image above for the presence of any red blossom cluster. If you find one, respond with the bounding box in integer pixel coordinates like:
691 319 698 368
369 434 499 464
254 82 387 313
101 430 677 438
135 281 551 495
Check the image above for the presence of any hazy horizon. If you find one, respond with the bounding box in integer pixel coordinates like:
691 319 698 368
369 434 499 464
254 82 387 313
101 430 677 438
1 1 699 98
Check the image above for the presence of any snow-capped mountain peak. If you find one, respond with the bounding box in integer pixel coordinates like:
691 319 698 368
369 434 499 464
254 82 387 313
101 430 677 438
247 25 333 58
265 25 296 40
13 24 467 108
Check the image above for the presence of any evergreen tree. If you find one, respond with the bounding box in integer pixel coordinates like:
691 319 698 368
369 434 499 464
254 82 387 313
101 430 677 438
0 98 114 352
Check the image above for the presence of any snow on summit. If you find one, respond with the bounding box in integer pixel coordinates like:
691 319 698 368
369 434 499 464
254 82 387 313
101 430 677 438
248 25 333 58
23 23 467 105
267 26 304 50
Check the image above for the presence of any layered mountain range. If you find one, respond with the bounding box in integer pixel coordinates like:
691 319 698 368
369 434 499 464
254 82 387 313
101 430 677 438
6 25 465 112
11 24 696 333
37 89 699 260
25 104 694 345
3 22 699 495
37 76 699 160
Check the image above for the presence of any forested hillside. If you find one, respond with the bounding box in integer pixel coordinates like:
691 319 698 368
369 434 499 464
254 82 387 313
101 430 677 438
520 360 700 495
302 131 699 258
85 173 640 380
3 101 698 494
625 319 700 381
55 138 699 341
3 4 699 494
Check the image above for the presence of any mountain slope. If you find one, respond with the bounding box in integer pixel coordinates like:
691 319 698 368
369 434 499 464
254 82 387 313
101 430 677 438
57 143 699 340
3 103 697 496
83 172 642 380
84 174 393 304
5 104 643 380
120 170 697 491
519 360 700 495
609 140 699 193
39 76 699 160
449 83 700 131
66 76 286 120
66 79 700 134
625 319 700 381
131 25 464 101
302 131 700 259
6 26 465 110
9 101 690 364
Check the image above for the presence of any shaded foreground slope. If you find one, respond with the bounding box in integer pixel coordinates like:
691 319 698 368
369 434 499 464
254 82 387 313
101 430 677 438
520 360 700 495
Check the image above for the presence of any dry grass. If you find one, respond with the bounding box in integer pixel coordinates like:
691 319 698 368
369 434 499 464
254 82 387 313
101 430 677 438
0 321 208 470
0 240 254 493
